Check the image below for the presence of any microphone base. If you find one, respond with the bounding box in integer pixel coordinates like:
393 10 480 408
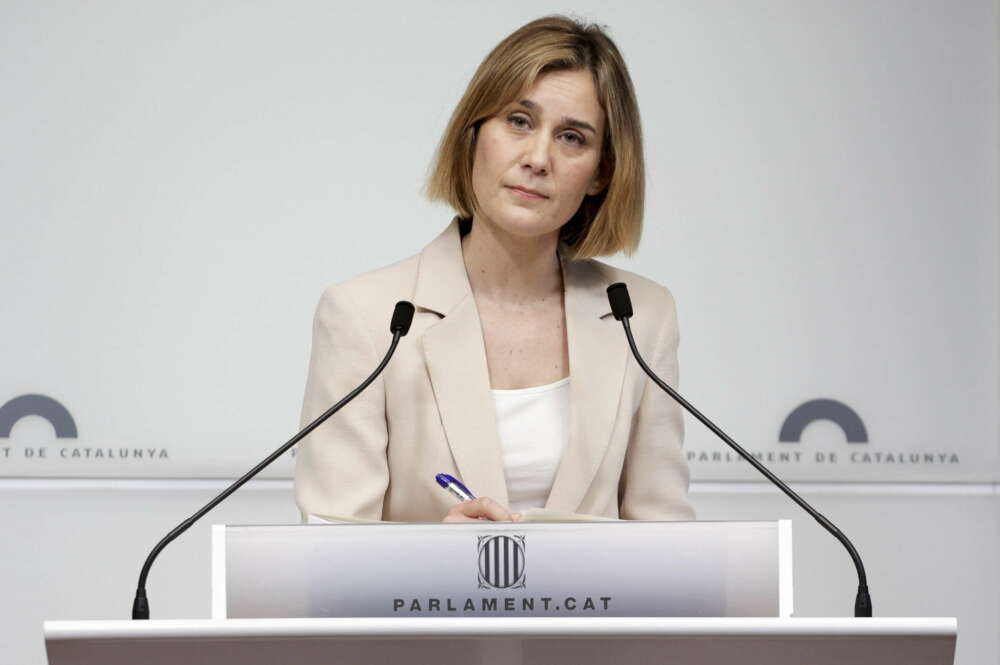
132 591 149 620
854 585 873 617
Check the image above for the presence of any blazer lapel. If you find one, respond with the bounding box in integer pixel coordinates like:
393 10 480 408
544 252 628 512
415 218 510 506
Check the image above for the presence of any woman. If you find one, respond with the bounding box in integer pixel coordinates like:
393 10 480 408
294 15 694 523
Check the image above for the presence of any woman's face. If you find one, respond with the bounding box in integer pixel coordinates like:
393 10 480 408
470 68 607 241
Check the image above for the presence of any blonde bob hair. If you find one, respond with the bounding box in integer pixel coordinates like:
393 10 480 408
424 15 645 259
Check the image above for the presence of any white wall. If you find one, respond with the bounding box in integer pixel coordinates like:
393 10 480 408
1 1 997 664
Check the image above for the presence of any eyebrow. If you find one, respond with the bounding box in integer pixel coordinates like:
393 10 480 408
515 98 597 135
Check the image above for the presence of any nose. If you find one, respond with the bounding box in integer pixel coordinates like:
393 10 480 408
522 132 551 175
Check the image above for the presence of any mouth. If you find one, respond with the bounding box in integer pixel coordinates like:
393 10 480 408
506 186 548 200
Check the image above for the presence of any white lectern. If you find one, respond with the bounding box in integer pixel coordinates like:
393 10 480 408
44 617 957 665
43 521 958 665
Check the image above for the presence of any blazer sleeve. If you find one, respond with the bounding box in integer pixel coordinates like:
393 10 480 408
293 284 389 522
618 285 696 521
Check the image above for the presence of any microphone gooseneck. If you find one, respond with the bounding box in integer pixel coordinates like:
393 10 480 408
606 282 872 618
131 300 416 620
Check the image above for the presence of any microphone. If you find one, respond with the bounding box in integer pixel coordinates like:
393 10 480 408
606 283 873 618
390 301 415 335
131 300 416 620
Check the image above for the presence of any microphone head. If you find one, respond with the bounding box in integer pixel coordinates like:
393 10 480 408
389 300 413 337
390 301 415 336
606 282 633 320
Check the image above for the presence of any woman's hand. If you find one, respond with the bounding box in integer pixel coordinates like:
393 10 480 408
442 497 522 523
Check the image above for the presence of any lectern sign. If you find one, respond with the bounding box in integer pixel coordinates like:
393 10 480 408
213 521 792 619
478 534 526 590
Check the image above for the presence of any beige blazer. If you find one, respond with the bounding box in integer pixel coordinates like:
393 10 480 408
294 217 694 522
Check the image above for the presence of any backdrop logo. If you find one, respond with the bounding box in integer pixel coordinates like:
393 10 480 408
686 396 959 469
0 394 77 438
779 398 867 443
1 393 170 463
478 535 526 590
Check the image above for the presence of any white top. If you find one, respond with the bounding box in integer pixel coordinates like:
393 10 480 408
491 376 570 513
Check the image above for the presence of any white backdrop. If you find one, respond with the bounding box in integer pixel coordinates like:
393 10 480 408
1 3 998 665
1 1 997 482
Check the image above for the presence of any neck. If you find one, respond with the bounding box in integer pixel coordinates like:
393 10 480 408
462 215 563 305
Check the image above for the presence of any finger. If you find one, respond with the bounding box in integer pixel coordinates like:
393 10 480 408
458 497 513 521
442 511 482 523
442 502 488 523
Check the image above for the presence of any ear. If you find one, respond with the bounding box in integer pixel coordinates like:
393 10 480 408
586 160 610 197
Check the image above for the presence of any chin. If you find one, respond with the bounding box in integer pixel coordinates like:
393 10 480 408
487 207 563 240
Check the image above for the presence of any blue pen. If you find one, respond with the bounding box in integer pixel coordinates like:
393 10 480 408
435 473 476 502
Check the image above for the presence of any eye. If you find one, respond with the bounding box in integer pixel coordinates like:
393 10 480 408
506 113 586 146
507 113 530 129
